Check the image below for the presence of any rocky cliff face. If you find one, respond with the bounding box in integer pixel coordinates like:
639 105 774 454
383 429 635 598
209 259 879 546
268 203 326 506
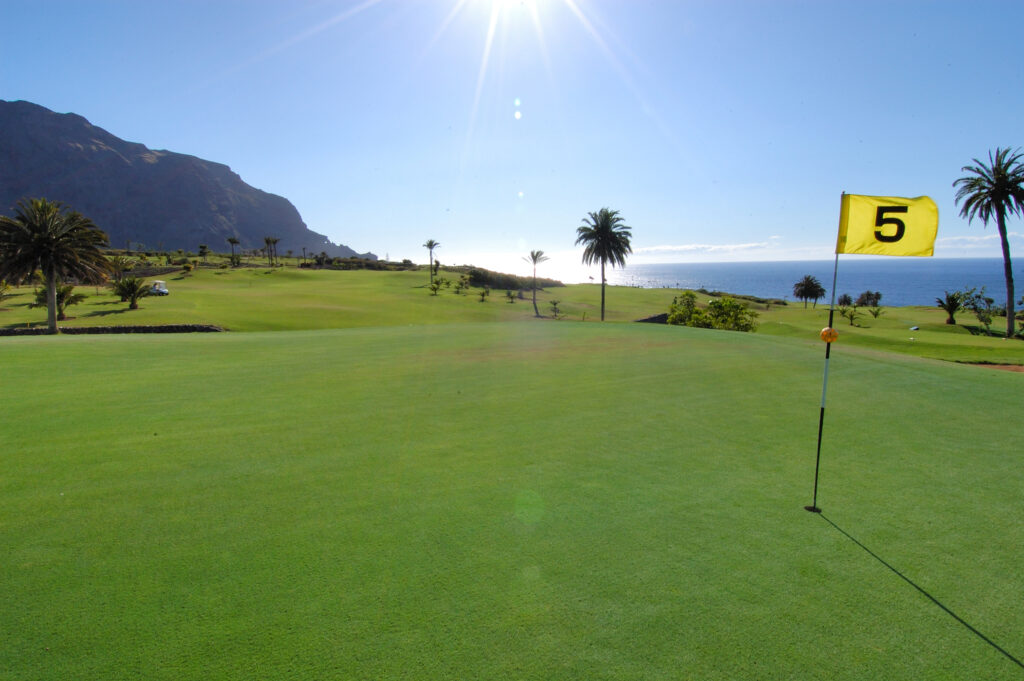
0 100 374 258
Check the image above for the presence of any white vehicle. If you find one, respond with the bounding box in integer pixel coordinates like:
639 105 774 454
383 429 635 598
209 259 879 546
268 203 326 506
150 280 169 296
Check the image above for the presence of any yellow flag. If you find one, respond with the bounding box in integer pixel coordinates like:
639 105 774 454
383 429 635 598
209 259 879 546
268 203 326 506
836 194 938 256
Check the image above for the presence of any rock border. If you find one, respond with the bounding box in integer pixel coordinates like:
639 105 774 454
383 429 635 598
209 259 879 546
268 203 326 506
0 324 225 336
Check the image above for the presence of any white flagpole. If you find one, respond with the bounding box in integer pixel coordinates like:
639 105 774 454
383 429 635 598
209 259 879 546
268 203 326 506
806 193 843 513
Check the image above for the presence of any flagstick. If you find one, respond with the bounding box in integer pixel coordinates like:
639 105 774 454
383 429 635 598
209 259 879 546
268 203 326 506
806 196 844 513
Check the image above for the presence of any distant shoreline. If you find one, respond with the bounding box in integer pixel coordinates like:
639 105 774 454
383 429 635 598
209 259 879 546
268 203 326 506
600 258 1014 308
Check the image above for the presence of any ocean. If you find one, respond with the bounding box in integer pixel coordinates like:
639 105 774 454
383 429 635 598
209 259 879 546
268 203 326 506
602 258 1018 308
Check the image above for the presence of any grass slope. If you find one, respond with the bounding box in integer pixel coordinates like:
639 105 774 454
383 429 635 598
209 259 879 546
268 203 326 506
759 302 1024 364
2 268 622 331
3 322 1021 679
3 267 1022 364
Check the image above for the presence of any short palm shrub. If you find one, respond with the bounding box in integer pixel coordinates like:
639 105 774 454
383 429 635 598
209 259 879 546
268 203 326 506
112 276 152 310
29 284 86 321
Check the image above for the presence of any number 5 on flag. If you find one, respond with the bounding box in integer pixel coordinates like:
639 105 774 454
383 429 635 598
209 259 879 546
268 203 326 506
836 194 938 257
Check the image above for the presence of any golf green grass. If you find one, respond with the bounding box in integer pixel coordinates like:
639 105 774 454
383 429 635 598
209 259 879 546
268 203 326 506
3 322 1021 679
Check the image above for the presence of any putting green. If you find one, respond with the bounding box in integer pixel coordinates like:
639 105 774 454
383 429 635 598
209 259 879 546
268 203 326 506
2 322 1021 679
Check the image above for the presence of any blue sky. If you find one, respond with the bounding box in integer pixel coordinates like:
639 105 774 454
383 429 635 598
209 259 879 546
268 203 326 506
3 0 1023 281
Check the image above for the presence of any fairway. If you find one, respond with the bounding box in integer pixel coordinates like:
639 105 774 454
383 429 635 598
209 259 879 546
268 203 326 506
3 322 1022 679
3 267 1023 365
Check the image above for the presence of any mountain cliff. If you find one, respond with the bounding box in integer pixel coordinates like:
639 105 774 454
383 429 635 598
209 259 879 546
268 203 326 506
0 100 374 259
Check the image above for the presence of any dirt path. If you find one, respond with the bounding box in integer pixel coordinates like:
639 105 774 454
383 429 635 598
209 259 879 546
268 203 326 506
973 363 1024 372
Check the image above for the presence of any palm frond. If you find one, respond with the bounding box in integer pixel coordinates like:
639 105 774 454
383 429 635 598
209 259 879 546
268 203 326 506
575 207 632 269
953 147 1024 226
0 198 110 283
523 250 549 266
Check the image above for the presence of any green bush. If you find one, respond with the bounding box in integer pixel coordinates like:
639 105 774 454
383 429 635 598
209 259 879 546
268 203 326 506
668 292 758 332
667 292 710 328
706 297 759 332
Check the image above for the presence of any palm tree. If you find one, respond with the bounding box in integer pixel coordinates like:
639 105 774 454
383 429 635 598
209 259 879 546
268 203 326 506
29 283 87 320
423 239 440 284
227 236 240 264
108 254 137 283
792 274 826 308
263 236 275 266
936 290 964 325
0 198 110 333
198 244 209 263
112 276 152 310
269 237 280 266
953 147 1024 338
575 208 632 321
523 250 550 317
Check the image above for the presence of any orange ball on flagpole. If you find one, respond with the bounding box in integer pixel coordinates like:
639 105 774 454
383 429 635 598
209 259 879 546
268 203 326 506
820 327 838 343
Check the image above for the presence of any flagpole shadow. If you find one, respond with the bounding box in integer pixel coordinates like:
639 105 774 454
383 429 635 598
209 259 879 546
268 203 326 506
818 513 1024 671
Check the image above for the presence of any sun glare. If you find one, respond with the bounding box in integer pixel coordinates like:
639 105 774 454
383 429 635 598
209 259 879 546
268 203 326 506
433 0 658 147
421 0 680 208
491 0 539 10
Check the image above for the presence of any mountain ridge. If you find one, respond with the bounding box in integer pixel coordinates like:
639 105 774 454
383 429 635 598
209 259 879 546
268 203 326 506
0 100 374 259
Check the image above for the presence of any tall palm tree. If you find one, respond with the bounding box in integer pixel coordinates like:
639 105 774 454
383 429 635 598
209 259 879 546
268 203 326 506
269 237 280 266
423 239 440 284
954 147 1024 338
523 250 550 317
227 236 240 263
263 236 275 266
793 274 826 308
575 208 632 321
0 198 110 333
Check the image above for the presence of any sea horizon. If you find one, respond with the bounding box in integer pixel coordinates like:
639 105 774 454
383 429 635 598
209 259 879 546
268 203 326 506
597 257 1018 308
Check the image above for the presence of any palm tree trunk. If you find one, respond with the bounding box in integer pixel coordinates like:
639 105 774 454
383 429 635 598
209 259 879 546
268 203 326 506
997 210 1016 338
600 260 606 321
532 267 539 317
428 248 434 285
45 270 58 334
